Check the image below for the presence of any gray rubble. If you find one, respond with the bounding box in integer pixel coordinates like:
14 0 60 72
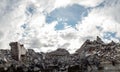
0 36 120 72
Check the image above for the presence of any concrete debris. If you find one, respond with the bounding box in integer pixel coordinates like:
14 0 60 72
0 37 120 72
9 42 27 61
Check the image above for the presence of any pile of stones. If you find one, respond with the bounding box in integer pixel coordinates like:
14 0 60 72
0 36 120 72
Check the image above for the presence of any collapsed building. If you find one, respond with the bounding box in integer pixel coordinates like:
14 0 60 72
0 36 120 72
76 36 120 71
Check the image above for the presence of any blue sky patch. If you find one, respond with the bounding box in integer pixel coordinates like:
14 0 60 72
55 22 65 30
103 32 116 40
26 4 36 16
46 4 89 30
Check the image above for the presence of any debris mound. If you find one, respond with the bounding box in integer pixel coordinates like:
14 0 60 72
0 36 120 72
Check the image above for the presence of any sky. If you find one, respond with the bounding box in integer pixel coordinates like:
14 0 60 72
0 0 120 53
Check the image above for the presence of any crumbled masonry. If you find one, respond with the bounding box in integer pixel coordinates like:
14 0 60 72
0 36 120 72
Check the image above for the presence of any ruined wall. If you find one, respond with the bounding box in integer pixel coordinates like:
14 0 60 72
9 42 27 61
9 42 19 61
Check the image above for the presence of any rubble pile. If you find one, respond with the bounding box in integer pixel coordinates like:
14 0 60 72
76 36 120 64
0 36 120 72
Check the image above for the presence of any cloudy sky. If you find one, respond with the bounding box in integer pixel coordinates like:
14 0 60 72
0 0 120 53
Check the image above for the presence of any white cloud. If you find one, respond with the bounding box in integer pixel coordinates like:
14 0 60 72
76 0 120 43
54 0 71 8
71 0 104 7
54 0 104 8
0 0 27 49
0 0 120 54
